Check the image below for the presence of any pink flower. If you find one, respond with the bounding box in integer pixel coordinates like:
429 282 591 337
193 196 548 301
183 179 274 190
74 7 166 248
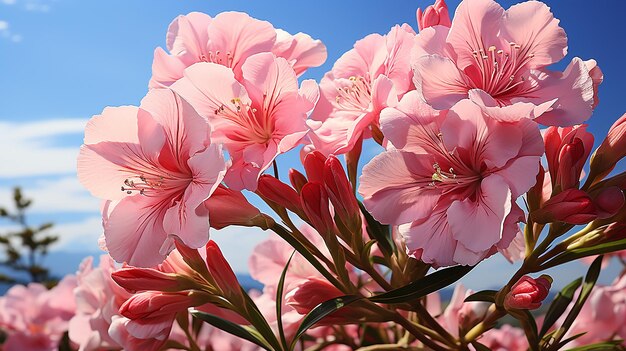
504 275 552 310
69 256 127 351
543 125 594 191
436 284 490 337
479 325 529 351
171 52 318 191
150 12 326 88
360 92 543 266
416 0 451 31
77 89 226 266
0 276 77 351
308 24 416 156
412 0 600 126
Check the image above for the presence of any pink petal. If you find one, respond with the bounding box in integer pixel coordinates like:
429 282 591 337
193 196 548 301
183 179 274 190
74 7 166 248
411 25 450 59
400 209 457 267
272 29 327 76
446 0 505 70
360 150 441 225
149 47 189 88
443 99 522 169
104 196 170 267
333 33 386 80
530 57 595 126
468 89 554 122
166 12 212 57
496 156 541 198
413 54 471 110
501 1 567 68
448 174 512 252
384 24 417 94
206 12 277 79
84 106 140 145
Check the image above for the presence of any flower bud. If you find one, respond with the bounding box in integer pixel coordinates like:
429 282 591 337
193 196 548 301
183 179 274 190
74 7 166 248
205 240 243 302
289 168 308 193
119 290 209 320
416 0 451 31
544 125 593 191
285 278 343 315
504 275 552 310
592 186 625 219
300 182 335 235
256 175 304 216
532 189 597 225
204 185 271 230
303 151 327 183
323 156 360 231
589 113 626 182
111 267 195 293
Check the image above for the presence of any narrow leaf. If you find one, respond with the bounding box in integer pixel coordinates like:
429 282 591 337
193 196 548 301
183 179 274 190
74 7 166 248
358 201 395 256
276 251 296 350
542 238 626 268
369 265 474 304
290 295 361 350
190 310 272 350
565 340 623 351
539 277 583 337
471 341 492 351
464 290 498 303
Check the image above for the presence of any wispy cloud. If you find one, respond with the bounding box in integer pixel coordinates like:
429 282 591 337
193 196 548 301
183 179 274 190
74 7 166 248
1 0 52 12
0 118 87 178
0 20 22 43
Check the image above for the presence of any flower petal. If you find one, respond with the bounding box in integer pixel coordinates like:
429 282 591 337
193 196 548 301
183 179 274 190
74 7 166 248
413 54 471 110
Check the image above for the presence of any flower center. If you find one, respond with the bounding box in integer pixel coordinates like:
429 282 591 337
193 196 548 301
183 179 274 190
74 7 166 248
334 76 372 111
468 43 535 100
215 98 273 144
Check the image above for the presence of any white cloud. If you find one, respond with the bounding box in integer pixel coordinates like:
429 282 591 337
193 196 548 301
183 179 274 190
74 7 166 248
1 0 16 5
0 118 88 178
53 216 103 252
0 20 8 30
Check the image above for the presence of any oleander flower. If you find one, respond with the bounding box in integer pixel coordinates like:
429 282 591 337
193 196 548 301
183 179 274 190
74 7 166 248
150 11 326 88
307 24 416 155
360 92 543 266
0 276 76 351
411 0 600 126
78 89 227 266
171 52 318 191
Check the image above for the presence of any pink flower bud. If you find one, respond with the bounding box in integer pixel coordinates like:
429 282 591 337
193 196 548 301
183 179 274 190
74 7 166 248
416 0 451 31
111 267 193 293
205 241 242 301
532 189 597 224
590 113 626 181
592 186 625 219
289 168 308 193
303 151 327 183
256 175 304 216
285 278 343 315
544 125 593 191
204 185 270 230
300 182 335 235
119 290 209 320
324 156 360 230
504 275 552 310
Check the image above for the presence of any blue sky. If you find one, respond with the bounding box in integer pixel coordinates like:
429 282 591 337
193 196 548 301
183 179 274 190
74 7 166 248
1 0 625 289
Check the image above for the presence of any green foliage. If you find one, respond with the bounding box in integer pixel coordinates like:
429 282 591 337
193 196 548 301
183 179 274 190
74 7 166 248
0 187 59 285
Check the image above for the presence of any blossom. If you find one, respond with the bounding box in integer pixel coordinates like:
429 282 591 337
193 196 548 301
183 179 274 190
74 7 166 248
360 92 543 266
416 0 451 31
436 284 490 337
504 275 552 310
69 255 132 351
77 89 226 266
0 276 76 351
478 325 529 351
150 11 326 88
307 24 416 155
171 52 318 190
411 0 600 126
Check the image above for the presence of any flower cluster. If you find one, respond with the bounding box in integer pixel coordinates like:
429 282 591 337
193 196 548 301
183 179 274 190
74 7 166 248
3 0 626 350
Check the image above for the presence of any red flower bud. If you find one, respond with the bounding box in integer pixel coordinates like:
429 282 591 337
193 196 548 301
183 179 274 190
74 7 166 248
111 267 193 293
204 185 269 230
592 186 625 219
120 290 208 320
303 151 327 183
205 240 242 301
532 189 597 224
256 175 304 216
544 125 593 191
416 0 451 31
289 168 308 193
589 113 626 181
324 156 360 230
504 275 552 310
301 182 335 235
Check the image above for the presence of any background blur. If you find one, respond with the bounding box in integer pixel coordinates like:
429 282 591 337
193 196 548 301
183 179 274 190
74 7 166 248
1 0 625 292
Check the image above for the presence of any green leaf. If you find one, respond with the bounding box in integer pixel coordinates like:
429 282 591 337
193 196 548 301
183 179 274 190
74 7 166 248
289 295 361 350
190 310 273 350
565 340 624 351
464 290 498 303
471 341 492 351
542 238 626 268
276 251 295 350
368 265 474 304
539 277 583 337
358 201 395 256
509 309 539 349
